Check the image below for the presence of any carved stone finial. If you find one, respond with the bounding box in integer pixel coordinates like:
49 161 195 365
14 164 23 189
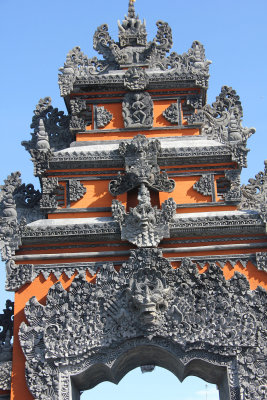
22 97 71 153
109 135 175 195
118 1 147 48
36 119 50 150
112 184 176 247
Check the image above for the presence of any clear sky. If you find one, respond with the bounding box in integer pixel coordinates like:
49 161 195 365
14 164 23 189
1 0 267 398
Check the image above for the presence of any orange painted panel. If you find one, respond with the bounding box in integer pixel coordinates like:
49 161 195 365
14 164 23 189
153 100 174 127
177 205 237 213
70 181 112 209
159 176 212 205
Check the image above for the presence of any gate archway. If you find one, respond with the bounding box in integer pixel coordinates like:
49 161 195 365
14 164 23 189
69 345 228 400
19 250 266 400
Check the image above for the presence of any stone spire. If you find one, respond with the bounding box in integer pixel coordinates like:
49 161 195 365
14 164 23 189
118 0 147 47
128 0 136 18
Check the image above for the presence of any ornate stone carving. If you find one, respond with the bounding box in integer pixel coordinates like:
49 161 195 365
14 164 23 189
163 102 181 125
240 164 267 210
193 174 213 196
0 172 22 261
68 180 86 202
19 250 266 399
6 260 34 291
124 67 149 91
69 98 92 132
202 86 256 167
224 170 241 203
0 361 12 391
256 252 267 272
112 184 176 247
58 46 110 96
118 1 147 48
109 135 175 195
22 97 71 153
122 92 153 128
95 106 113 129
40 177 64 210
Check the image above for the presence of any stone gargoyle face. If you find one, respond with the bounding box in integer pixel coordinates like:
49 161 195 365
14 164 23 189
126 277 171 330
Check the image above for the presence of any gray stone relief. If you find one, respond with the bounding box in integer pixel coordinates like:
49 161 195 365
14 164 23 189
224 170 241 203
112 184 176 247
124 67 149 91
95 106 113 129
239 161 267 225
202 86 256 167
40 177 62 210
5 260 34 292
109 134 175 195
68 179 87 202
163 101 182 125
256 252 267 272
122 92 153 128
69 98 91 132
19 251 266 399
193 174 213 197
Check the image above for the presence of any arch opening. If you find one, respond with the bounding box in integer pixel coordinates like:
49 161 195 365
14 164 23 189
70 345 230 400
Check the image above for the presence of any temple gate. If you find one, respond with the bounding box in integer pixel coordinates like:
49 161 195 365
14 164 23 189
0 1 266 399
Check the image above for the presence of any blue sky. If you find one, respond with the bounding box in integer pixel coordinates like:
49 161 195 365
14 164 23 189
1 0 267 398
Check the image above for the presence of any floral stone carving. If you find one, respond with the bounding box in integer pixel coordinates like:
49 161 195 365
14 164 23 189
122 92 153 128
163 102 182 125
193 174 213 196
5 260 34 292
112 184 176 247
109 135 175 195
95 106 113 129
19 249 266 400
68 179 87 202
124 67 149 91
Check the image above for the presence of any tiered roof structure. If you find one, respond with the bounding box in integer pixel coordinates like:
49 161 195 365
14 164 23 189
0 2 266 399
